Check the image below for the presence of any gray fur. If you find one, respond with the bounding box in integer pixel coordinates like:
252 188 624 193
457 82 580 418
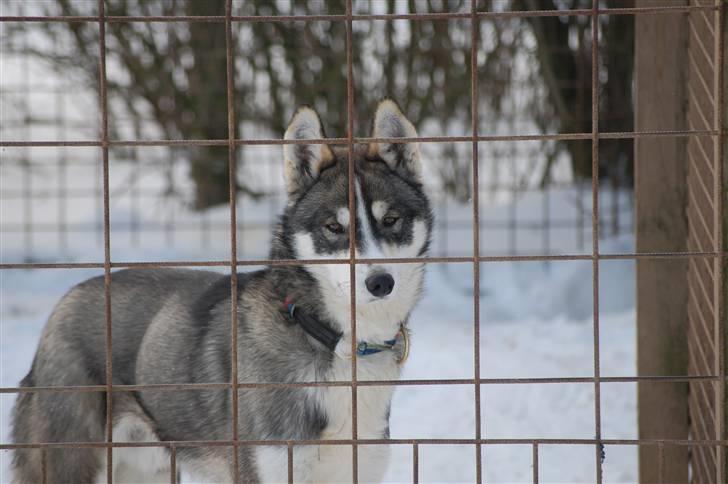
11 101 432 483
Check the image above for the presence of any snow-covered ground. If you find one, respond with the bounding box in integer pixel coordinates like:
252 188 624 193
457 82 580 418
1 4 639 480
1 18 637 479
384 244 637 483
0 176 637 483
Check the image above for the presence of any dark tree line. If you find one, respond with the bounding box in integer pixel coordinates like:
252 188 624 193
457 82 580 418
3 0 634 209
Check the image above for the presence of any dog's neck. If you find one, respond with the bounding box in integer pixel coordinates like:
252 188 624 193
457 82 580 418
319 296 409 344
283 297 408 364
270 266 408 345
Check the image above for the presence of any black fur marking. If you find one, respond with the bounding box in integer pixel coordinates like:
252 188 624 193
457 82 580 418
190 272 250 326
186 272 253 388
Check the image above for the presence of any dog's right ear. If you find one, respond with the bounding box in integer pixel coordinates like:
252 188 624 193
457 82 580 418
283 106 335 199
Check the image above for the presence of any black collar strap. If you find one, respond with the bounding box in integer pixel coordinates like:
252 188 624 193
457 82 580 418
284 297 342 352
283 297 409 363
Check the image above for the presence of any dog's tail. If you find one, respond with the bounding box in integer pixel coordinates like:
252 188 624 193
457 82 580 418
10 307 107 483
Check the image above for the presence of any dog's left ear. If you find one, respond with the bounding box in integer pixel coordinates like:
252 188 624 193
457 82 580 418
367 98 422 182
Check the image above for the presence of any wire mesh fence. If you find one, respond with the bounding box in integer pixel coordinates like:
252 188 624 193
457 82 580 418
686 0 726 482
0 1 725 483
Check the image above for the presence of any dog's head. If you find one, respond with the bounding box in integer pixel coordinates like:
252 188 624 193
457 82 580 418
280 99 433 337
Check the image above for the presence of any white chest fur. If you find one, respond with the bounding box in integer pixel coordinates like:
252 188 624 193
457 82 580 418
255 347 400 484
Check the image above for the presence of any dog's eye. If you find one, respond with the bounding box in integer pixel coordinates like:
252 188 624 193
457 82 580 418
382 216 399 228
325 222 345 234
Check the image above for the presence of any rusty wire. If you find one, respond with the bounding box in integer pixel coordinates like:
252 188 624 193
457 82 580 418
223 0 241 480
413 443 419 483
0 1 726 484
590 2 603 482
469 2 484 483
0 4 720 23
714 4 726 482
96 0 114 481
1 437 726 451
0 374 724 395
1 251 725 271
0 129 724 148
344 2 361 481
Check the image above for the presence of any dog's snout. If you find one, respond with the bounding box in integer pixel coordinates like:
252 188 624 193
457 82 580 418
365 273 395 298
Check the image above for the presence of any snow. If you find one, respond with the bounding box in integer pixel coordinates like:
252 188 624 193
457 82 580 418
379 236 637 483
1 4 638 480
1 25 638 479
0 179 638 482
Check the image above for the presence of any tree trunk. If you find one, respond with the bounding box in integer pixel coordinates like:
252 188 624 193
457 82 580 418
600 1 635 186
518 0 593 180
186 0 234 210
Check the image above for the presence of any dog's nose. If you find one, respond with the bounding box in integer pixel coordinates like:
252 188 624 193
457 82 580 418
365 273 395 298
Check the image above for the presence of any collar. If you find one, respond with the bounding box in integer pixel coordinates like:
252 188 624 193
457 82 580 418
283 297 409 363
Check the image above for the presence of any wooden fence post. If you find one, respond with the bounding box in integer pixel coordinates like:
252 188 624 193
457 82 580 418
634 2 690 483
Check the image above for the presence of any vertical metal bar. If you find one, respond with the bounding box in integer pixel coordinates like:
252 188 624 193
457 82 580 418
442 192 449 257
128 103 141 247
169 445 177 484
590 2 603 483
21 23 32 259
236 151 243 258
345 1 359 482
166 153 175 248
22 146 32 259
577 0 587 255
543 183 550 256
532 443 539 484
56 61 68 253
470 1 483 483
131 150 140 247
611 165 619 237
96 138 103 248
58 152 68 252
657 442 665 484
97 0 114 482
509 146 517 255
628 186 635 235
166 27 177 250
288 443 294 484
224 0 241 481
202 208 210 248
413 443 419 484
713 2 726 482
578 173 585 251
41 448 47 484
268 142 277 251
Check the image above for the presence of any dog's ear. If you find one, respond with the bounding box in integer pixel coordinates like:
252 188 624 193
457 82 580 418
283 106 335 197
367 98 421 182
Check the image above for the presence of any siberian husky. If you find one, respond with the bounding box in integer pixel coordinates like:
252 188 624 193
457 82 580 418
11 99 433 483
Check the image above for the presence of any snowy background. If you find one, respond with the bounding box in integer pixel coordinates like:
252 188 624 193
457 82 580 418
0 175 639 483
1 5 639 482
